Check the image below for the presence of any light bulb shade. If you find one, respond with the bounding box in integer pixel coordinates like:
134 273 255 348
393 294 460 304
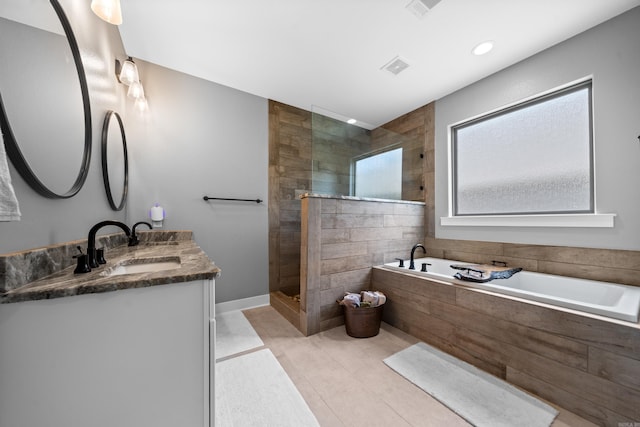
91 0 122 25
127 81 144 99
119 59 139 86
135 96 149 113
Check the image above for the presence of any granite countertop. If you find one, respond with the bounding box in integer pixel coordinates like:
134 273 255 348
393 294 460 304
1 232 221 304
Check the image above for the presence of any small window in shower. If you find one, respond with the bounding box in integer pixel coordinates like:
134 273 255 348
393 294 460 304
353 147 403 199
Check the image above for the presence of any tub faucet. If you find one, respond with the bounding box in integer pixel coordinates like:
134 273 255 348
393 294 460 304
87 220 131 268
409 243 426 270
129 221 152 246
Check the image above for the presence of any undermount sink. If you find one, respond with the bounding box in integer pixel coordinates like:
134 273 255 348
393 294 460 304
101 257 181 277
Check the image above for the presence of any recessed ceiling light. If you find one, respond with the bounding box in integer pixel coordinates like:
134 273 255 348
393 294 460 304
472 40 494 56
347 118 357 124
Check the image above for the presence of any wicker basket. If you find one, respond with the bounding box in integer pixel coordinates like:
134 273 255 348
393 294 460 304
343 303 384 338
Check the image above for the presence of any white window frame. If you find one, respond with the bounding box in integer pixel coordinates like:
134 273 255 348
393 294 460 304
441 77 615 228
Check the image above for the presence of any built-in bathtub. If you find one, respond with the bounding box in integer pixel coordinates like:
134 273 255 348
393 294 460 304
384 257 640 323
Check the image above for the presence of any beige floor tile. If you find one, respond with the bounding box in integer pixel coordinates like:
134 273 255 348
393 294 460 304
242 305 595 427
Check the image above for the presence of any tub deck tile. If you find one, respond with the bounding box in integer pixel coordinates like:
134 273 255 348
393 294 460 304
371 267 640 425
455 287 640 359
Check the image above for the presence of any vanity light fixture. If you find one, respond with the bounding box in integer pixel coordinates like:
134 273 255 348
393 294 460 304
472 40 494 56
117 57 139 86
116 57 149 112
127 80 144 99
91 0 123 25
134 96 149 113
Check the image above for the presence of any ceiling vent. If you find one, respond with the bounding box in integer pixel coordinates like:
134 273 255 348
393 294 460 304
406 0 442 18
381 56 410 75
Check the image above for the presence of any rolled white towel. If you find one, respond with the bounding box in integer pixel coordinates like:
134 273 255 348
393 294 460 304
361 291 386 307
341 292 361 308
0 130 21 221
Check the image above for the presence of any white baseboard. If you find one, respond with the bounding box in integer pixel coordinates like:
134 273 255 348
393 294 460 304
215 294 270 314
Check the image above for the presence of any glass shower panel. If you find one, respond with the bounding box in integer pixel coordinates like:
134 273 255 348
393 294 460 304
311 110 416 200
311 112 369 196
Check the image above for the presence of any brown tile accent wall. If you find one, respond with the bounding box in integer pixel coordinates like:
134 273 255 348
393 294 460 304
268 101 312 294
300 195 425 335
268 100 435 302
372 267 640 426
377 103 434 205
425 237 640 287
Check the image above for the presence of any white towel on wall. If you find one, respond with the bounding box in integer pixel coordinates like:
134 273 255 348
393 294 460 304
0 130 21 221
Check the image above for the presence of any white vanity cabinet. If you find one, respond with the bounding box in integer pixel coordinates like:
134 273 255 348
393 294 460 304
0 279 215 427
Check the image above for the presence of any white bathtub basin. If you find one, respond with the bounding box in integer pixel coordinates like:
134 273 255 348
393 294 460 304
384 257 640 323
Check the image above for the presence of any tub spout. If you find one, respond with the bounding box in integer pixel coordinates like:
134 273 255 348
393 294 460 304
409 243 426 270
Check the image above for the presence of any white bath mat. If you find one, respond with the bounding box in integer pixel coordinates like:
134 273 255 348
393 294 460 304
215 310 264 360
384 342 558 427
215 348 319 427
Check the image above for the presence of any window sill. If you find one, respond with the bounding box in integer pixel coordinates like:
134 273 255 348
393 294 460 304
440 213 616 228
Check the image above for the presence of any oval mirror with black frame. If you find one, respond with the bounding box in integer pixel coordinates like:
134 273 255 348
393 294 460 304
101 111 128 211
0 0 92 199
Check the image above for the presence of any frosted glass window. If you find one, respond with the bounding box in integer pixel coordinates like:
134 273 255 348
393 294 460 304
452 81 593 216
354 148 402 199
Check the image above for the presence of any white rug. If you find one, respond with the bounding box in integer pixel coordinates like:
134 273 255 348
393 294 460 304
215 348 319 427
215 310 264 360
384 342 558 427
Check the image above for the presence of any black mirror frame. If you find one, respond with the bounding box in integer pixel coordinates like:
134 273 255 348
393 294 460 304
0 0 92 199
101 111 128 211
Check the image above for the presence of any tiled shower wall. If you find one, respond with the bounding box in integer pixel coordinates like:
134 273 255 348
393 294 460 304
300 195 425 335
268 100 431 298
268 101 311 295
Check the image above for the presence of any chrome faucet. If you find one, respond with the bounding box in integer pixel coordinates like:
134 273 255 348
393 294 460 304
87 220 131 268
409 243 426 270
129 221 152 246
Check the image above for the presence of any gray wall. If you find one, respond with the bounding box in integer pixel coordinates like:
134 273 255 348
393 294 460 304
0 0 130 252
0 0 269 303
126 62 268 303
435 7 640 251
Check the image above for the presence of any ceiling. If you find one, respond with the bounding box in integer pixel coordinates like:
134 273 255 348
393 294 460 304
116 0 639 128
